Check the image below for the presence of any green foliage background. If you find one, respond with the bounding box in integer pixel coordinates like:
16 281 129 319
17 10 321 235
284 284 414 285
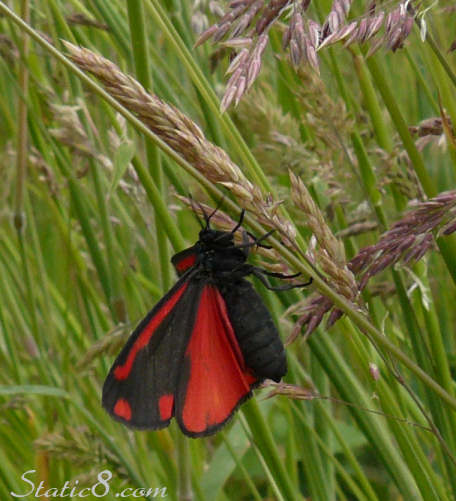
0 1 456 500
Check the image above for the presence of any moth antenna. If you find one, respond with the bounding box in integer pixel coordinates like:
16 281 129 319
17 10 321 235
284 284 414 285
229 209 245 235
206 195 227 228
188 193 205 229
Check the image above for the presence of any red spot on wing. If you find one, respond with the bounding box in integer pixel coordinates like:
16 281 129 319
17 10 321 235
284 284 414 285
159 394 174 420
180 286 257 434
114 398 132 421
114 282 189 380
175 253 196 273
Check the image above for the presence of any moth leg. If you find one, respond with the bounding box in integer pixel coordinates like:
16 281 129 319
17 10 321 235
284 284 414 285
246 230 273 249
258 269 302 280
235 229 275 250
251 268 313 291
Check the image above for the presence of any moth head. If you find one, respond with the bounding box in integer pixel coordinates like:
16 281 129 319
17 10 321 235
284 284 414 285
198 228 234 248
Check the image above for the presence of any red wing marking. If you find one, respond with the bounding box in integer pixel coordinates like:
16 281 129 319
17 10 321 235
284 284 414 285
114 398 132 421
114 282 189 380
159 394 174 420
180 285 257 434
175 254 197 273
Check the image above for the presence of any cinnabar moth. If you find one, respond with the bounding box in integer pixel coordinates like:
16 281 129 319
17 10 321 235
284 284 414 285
102 209 311 437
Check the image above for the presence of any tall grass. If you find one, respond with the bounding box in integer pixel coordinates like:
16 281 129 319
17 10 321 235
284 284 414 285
0 0 455 499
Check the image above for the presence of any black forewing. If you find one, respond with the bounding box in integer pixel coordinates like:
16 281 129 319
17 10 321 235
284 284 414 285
219 279 287 382
102 272 205 429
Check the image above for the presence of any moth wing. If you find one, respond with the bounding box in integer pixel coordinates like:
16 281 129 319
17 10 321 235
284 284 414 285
171 246 198 276
176 284 259 437
102 274 203 429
